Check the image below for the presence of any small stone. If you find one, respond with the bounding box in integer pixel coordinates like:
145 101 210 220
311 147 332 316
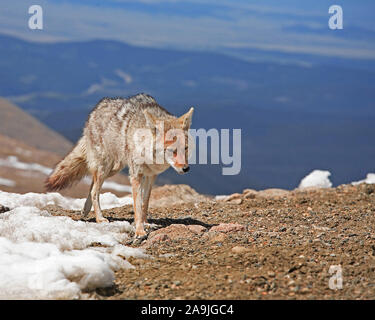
268 232 279 238
232 246 249 254
187 225 207 234
301 287 310 293
0 205 10 214
292 286 300 292
204 232 227 243
230 198 243 205
243 189 257 199
244 193 256 199
243 188 257 194
224 193 242 202
210 223 246 233
257 188 290 198
146 233 170 245
143 224 205 247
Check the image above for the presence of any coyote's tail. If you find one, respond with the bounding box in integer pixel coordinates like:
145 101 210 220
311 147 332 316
45 137 88 191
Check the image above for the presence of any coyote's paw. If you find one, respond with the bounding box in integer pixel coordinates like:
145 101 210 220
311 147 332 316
96 217 109 223
145 223 161 232
81 208 90 218
135 223 147 236
132 234 148 245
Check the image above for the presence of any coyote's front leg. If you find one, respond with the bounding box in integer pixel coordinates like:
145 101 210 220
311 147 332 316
131 174 156 237
131 174 146 237
141 175 156 224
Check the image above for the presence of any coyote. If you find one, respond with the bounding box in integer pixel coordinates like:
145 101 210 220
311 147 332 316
46 93 194 237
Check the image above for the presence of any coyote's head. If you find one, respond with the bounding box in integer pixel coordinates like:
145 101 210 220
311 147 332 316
142 107 194 174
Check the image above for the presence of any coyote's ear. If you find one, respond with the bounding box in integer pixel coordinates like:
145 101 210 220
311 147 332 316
179 107 194 129
144 110 157 128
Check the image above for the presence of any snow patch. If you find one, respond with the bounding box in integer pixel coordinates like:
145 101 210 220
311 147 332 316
0 177 16 187
103 181 132 193
0 156 52 175
0 156 131 193
0 190 132 211
298 170 332 189
351 173 375 185
0 205 146 299
214 195 229 201
15 147 32 157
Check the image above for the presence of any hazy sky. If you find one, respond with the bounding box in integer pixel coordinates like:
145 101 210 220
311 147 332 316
1 0 375 59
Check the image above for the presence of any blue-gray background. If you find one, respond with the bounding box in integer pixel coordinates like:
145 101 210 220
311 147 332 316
0 0 374 194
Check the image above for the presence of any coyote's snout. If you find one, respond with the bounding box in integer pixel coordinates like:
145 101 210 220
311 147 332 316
46 93 194 237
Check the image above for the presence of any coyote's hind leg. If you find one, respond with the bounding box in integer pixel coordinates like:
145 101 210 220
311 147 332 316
81 180 93 217
91 168 108 223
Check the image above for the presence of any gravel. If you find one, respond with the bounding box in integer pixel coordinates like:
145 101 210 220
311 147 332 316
45 183 375 300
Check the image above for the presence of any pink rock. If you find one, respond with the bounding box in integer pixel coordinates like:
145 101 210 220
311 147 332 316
187 225 207 234
143 224 205 247
210 223 245 233
147 233 170 245
202 232 227 243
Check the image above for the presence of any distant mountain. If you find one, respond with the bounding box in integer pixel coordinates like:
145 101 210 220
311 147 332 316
0 97 72 155
0 34 374 194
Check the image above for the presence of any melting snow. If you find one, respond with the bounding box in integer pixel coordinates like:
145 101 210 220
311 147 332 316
102 181 132 193
351 173 375 185
0 177 16 187
0 192 142 299
0 156 132 193
0 156 52 175
0 190 132 211
298 170 332 189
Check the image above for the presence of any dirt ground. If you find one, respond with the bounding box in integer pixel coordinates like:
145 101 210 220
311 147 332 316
46 183 375 300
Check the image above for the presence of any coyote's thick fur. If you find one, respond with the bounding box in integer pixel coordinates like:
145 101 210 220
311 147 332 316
46 93 193 237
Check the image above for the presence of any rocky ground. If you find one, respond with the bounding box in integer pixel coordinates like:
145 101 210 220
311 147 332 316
45 183 375 300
